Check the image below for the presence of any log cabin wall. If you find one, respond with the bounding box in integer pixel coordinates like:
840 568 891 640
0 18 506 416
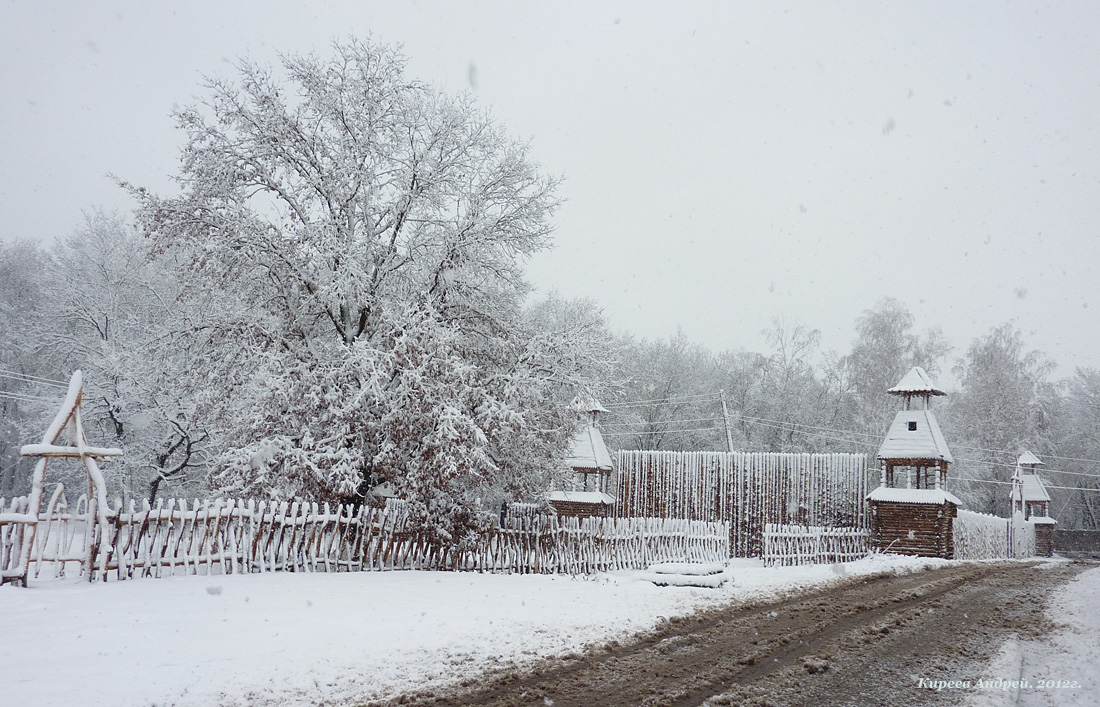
869 500 956 559
1034 524 1055 557
549 500 612 518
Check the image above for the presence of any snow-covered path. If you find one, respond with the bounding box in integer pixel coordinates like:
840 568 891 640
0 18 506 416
0 557 1091 707
0 556 940 707
969 563 1100 707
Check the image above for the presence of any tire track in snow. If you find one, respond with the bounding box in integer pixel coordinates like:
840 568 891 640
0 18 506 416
370 562 1088 707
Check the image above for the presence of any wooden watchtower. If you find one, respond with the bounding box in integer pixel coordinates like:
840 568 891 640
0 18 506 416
866 367 960 558
548 395 616 518
1010 451 1056 556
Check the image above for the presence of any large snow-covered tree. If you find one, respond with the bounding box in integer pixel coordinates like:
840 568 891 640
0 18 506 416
125 38 594 538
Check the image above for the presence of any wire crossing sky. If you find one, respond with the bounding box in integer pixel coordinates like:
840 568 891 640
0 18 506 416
2 1 1098 376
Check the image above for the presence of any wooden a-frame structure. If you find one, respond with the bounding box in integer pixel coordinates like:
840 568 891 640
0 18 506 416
0 371 122 586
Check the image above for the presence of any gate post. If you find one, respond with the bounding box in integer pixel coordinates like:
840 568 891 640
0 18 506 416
11 371 123 584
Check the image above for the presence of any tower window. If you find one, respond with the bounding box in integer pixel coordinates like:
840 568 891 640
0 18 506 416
908 421 918 431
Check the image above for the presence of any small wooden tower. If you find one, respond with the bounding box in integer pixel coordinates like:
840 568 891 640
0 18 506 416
548 394 616 518
866 367 961 558
1010 451 1056 556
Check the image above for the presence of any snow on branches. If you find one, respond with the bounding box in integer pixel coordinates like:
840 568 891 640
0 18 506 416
124 38 600 536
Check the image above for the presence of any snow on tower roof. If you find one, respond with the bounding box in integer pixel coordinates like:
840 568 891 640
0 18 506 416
887 367 946 396
1017 451 1044 466
547 490 615 505
1010 474 1051 503
565 424 613 471
866 487 962 505
877 409 954 463
570 393 608 414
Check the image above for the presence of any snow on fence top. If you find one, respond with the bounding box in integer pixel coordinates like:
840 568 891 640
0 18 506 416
0 488 730 581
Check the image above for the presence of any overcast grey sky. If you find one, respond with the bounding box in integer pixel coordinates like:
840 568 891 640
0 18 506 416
2 1 1098 378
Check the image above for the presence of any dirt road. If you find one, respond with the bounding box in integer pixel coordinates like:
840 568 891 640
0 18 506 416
367 560 1094 707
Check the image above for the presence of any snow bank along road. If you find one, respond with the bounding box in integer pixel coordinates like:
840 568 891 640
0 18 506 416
373 561 1095 707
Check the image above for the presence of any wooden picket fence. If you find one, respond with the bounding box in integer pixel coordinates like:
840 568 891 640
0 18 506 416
0 488 729 582
761 523 871 567
616 451 873 557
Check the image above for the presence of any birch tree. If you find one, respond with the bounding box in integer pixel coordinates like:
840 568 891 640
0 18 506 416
948 323 1056 514
1050 368 1100 528
844 297 950 437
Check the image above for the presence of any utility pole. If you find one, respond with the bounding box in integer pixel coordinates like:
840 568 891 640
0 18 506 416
720 389 735 453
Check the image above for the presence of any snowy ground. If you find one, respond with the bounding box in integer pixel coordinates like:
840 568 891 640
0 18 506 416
968 561 1100 707
0 556 1091 707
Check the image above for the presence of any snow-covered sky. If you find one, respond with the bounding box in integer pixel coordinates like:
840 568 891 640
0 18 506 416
3 1 1098 375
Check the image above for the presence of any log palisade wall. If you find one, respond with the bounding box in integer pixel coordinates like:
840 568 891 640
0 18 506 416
615 451 873 557
869 500 956 558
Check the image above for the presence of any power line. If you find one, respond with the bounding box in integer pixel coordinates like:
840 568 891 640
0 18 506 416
601 425 725 438
734 413 884 442
0 390 52 404
1019 450 1100 465
0 458 27 479
727 414 1100 487
1036 467 1100 480
733 415 879 450
604 391 1100 469
952 476 1100 494
604 393 721 409
730 409 1100 473
602 416 723 429
602 408 1100 494
948 441 1100 466
0 369 68 388
949 453 1100 480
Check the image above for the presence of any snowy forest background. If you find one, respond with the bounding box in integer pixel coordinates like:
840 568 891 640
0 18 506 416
2 39 1098 534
